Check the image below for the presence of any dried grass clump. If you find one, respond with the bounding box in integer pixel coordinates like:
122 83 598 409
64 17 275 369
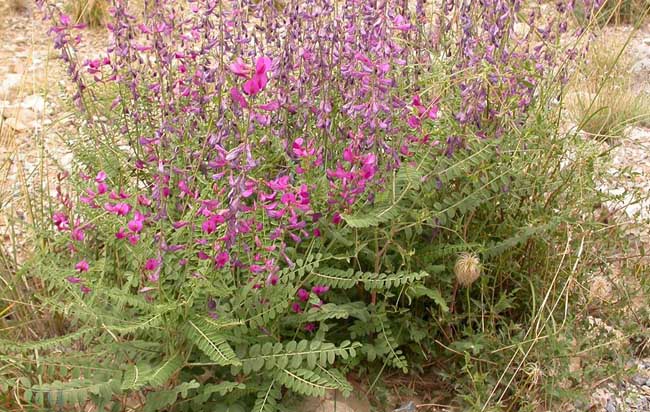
67 0 107 28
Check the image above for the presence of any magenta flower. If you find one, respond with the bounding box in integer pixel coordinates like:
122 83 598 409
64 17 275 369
66 276 82 284
258 100 280 111
95 171 107 183
243 56 272 96
230 87 248 109
96 182 108 195
71 227 85 242
297 288 310 302
144 258 160 271
291 302 303 313
311 285 329 296
80 285 92 294
75 260 89 272
266 273 279 286
229 57 251 78
53 212 69 231
304 323 317 333
137 194 152 206
127 211 145 233
104 202 131 216
60 13 71 25
215 252 229 268
115 227 127 239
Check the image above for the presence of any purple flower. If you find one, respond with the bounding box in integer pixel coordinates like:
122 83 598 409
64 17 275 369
297 288 310 302
144 258 160 271
230 87 248 109
71 227 85 241
75 260 89 272
215 252 229 268
66 276 82 284
311 285 329 296
53 212 69 231
229 58 251 78
291 302 302 313
127 211 145 233
304 323 317 333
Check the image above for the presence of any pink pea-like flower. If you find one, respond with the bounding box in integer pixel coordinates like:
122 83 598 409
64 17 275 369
80 285 92 294
127 219 143 233
95 171 107 183
71 227 85 242
229 57 251 78
66 276 82 284
75 260 89 272
311 285 329 296
115 227 127 239
230 87 248 109
215 252 229 268
297 288 310 302
266 273 279 286
291 302 302 313
144 258 160 271
105 202 131 216
53 212 69 231
304 323 317 333
60 13 71 25
127 211 145 233
242 56 272 96
258 100 279 111
96 182 108 195
137 194 152 207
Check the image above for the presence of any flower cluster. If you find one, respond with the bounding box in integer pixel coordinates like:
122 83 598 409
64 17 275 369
41 0 589 331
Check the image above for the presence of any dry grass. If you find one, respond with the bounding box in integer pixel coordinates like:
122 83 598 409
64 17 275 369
566 31 650 140
8 0 30 13
67 0 108 28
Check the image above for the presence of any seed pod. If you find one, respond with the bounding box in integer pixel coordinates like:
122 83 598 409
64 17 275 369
454 252 481 287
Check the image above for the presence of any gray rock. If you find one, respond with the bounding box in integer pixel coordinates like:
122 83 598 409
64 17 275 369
605 398 616 412
393 401 416 412
631 375 647 386
631 58 650 75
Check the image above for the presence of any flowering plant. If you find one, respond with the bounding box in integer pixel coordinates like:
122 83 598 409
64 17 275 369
3 0 605 410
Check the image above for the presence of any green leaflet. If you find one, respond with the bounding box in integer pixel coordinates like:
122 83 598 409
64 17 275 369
28 378 121 408
121 353 183 390
143 380 200 412
275 368 340 397
235 340 360 375
186 319 241 366
312 268 429 290
252 380 281 412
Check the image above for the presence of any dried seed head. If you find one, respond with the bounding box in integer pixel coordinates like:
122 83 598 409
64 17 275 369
589 275 612 302
454 252 481 287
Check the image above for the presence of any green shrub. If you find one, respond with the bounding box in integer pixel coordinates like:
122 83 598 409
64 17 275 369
0 1 645 411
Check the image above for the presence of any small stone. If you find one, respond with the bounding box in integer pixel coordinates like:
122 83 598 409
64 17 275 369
632 58 650 75
643 38 650 46
632 375 647 386
20 94 45 113
315 401 356 412
1 106 37 124
605 398 616 412
3 117 29 132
